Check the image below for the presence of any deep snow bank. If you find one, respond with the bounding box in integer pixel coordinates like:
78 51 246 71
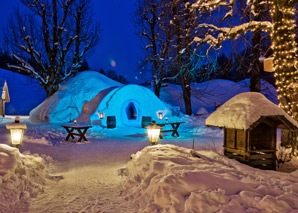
160 79 277 114
123 145 298 212
0 144 49 211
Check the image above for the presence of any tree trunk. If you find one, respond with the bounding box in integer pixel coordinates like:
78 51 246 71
271 1 298 154
181 73 192 115
250 0 262 92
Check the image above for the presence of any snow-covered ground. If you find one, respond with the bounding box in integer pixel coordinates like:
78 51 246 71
1 70 298 212
0 115 298 212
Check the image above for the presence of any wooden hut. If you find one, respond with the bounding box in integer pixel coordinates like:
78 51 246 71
206 92 298 170
0 79 9 117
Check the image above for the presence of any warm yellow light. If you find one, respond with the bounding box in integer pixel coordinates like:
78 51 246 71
99 112 105 119
147 128 161 144
6 117 27 148
10 129 24 146
158 112 164 120
146 120 162 145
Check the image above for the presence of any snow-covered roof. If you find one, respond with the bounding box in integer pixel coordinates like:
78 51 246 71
206 92 298 130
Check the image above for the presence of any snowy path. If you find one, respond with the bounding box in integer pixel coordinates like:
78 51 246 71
28 164 132 212
21 138 147 212
0 117 223 212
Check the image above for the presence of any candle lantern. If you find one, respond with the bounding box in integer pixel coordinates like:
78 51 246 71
74 120 77 125
146 120 162 145
6 116 27 148
99 112 105 119
158 112 164 120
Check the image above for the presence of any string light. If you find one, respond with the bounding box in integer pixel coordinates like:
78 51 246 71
270 1 298 120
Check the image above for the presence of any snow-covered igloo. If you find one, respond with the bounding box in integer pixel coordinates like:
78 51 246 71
89 84 171 127
29 71 172 127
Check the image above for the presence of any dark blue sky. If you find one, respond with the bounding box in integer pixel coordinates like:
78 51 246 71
0 0 143 83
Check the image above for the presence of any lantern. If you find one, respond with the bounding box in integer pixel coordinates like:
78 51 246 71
264 57 274 72
165 117 168 123
74 120 77 125
158 112 164 120
146 120 162 145
6 116 27 148
99 112 105 119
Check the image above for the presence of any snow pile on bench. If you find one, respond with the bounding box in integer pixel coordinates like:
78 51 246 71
122 144 298 212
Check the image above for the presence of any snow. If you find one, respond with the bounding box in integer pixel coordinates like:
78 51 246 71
123 144 298 212
0 144 50 212
1 69 298 212
160 78 277 114
30 71 122 123
0 113 297 212
206 92 298 130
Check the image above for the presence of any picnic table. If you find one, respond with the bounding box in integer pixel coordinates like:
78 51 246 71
157 121 185 139
61 124 92 142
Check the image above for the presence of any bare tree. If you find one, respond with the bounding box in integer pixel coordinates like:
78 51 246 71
133 0 173 97
3 0 100 97
192 0 298 154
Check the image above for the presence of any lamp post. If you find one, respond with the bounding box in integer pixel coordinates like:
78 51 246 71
6 116 27 148
158 112 164 120
146 120 162 145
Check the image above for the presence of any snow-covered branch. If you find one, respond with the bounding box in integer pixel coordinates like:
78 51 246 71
194 21 272 48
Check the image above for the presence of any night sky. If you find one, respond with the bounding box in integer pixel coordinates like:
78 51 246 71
0 0 143 83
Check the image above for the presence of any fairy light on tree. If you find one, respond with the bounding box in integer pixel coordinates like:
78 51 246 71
270 0 298 120
192 0 298 155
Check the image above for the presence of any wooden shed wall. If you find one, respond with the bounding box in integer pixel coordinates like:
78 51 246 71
224 129 247 151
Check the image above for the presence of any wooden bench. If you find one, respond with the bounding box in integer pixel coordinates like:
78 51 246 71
61 124 92 142
157 122 185 139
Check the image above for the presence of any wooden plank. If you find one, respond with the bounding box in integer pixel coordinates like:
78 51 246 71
236 130 246 150
224 146 249 156
226 129 236 148
249 149 276 154
250 154 274 159
250 160 273 166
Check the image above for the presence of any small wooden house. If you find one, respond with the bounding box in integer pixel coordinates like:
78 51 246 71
0 79 9 117
206 92 298 170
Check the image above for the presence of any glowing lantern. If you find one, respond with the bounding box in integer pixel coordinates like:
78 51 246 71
146 120 162 145
158 112 164 120
264 57 274 72
6 116 27 148
99 112 105 119
74 120 77 125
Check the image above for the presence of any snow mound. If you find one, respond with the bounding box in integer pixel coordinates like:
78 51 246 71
90 84 173 127
160 79 277 114
206 92 298 130
122 144 298 212
29 71 122 123
196 107 208 116
0 144 49 211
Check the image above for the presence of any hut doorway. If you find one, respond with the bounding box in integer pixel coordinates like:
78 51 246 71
122 100 141 127
126 102 137 120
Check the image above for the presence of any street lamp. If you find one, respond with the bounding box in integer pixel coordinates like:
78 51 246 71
146 120 162 145
6 116 27 148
